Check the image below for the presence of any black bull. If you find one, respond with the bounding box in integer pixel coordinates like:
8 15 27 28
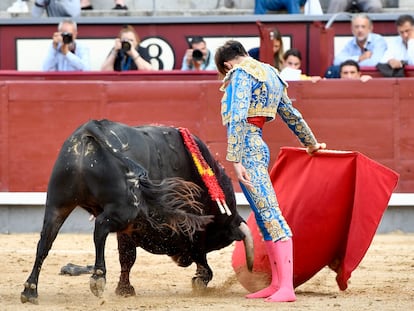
21 119 254 304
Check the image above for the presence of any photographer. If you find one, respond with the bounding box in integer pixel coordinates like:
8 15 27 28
42 18 90 71
181 36 216 71
101 25 153 71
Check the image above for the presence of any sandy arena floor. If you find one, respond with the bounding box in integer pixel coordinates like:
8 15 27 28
0 232 413 311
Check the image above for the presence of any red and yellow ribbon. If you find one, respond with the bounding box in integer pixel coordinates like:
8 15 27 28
179 127 231 216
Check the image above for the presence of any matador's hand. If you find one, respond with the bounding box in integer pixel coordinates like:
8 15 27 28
233 162 254 192
306 142 326 155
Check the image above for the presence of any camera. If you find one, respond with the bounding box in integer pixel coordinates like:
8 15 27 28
61 32 73 44
192 49 203 62
121 40 131 52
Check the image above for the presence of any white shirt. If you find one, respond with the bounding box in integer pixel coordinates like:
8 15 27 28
381 36 414 65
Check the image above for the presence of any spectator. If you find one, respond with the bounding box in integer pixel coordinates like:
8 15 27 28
101 25 154 71
32 0 80 17
327 0 383 13
6 0 29 13
181 36 216 71
248 27 285 70
81 0 127 10
333 13 387 67
254 0 307 14
42 18 90 71
280 48 322 82
380 14 414 68
339 59 372 82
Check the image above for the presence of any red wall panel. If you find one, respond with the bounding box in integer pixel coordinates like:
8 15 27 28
0 76 413 193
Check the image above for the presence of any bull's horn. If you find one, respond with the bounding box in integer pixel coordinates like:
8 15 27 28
239 222 254 272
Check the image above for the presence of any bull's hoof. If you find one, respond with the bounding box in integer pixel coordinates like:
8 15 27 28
20 282 39 304
115 283 136 297
191 277 208 291
89 270 106 297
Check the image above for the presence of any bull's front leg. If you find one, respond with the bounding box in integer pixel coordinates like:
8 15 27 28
90 205 135 298
192 255 213 290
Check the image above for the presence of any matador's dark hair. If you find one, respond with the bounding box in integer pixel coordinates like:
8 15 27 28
214 40 248 76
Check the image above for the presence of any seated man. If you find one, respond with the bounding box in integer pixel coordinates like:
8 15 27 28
339 59 372 82
326 13 387 78
333 13 387 67
381 14 414 69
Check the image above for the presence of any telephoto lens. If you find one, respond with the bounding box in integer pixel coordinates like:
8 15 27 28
121 40 131 52
192 49 203 61
61 32 73 44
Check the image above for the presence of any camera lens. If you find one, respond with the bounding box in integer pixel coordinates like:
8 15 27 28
61 32 73 44
192 49 203 62
121 40 131 52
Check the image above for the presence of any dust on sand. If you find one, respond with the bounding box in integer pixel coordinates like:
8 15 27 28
1 232 413 311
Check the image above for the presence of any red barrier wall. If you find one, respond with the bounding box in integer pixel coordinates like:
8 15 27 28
0 75 413 193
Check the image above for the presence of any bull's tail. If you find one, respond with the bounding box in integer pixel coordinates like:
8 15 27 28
82 120 213 240
136 172 214 240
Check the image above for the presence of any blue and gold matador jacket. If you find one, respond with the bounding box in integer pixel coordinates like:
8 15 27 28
220 57 317 162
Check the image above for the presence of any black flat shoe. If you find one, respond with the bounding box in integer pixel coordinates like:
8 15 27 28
112 4 128 10
81 5 93 10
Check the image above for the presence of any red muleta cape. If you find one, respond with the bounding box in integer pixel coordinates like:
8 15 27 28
232 147 399 291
